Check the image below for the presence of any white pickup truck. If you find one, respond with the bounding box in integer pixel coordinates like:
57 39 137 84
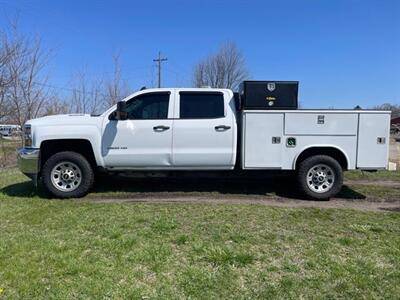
17 83 391 199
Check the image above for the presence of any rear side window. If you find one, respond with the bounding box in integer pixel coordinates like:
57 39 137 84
179 92 224 119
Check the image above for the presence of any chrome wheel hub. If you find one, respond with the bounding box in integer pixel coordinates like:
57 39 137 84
307 164 335 193
51 161 82 192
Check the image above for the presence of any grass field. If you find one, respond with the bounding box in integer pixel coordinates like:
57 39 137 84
0 169 399 299
345 169 400 181
0 137 20 168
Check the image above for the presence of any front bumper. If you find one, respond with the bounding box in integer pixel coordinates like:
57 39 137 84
17 147 40 185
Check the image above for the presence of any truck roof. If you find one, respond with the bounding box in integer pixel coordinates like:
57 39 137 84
121 87 232 102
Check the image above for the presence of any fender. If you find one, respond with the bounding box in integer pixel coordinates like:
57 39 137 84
292 144 350 170
34 125 105 167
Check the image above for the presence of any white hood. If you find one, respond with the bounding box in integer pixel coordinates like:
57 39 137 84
26 114 101 127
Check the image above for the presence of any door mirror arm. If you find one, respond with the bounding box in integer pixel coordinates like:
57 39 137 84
114 101 128 120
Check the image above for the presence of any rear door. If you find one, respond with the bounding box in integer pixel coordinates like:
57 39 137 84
172 90 235 169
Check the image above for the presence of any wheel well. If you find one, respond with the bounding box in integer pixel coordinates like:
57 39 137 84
40 139 97 170
295 147 348 170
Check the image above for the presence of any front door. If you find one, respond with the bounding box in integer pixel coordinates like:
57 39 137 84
102 91 174 168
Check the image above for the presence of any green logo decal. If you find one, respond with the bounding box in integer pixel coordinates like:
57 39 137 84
287 137 296 147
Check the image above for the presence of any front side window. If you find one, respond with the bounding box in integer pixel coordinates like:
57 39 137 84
179 92 224 119
126 92 169 119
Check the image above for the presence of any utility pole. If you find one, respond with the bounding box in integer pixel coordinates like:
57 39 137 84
153 51 168 88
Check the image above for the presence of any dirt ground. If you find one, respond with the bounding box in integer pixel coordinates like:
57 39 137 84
79 176 400 213
89 194 400 213
1 168 399 212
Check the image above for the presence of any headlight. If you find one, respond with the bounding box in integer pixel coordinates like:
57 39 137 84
24 124 32 147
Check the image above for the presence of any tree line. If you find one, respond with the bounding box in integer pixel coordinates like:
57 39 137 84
0 20 132 127
0 20 398 128
0 17 251 127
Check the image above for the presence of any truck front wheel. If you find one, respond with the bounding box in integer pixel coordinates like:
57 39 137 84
42 151 94 198
297 155 343 200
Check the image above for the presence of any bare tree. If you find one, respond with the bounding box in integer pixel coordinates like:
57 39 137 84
44 96 69 116
193 42 249 90
69 69 103 114
0 20 53 127
0 46 13 122
373 103 400 118
66 52 131 115
68 53 130 114
0 22 24 123
7 38 52 127
103 53 129 108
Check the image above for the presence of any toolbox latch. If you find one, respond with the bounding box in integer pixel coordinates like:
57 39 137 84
377 137 386 144
272 137 281 144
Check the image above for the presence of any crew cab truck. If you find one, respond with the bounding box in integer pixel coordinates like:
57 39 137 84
17 81 391 200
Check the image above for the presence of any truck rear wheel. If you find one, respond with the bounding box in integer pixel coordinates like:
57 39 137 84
42 151 94 198
297 155 343 200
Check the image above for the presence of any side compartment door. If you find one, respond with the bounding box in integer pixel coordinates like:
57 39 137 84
172 91 235 168
243 112 284 168
357 113 390 169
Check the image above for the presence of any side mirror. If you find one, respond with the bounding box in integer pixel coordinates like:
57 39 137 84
115 101 128 120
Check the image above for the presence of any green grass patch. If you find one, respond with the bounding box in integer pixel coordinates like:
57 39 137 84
336 184 400 201
346 184 400 200
0 169 400 298
345 170 400 181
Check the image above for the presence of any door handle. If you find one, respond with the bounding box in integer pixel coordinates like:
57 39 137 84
215 125 231 131
153 125 170 131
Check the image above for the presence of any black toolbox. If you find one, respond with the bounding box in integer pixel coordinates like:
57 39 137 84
239 81 298 110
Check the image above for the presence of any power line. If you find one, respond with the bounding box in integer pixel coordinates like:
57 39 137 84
153 51 167 88
28 65 154 98
29 80 108 98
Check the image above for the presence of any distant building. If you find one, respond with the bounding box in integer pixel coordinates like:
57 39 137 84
0 124 21 137
391 116 400 134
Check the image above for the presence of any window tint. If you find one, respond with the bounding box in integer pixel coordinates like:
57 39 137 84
179 92 224 119
126 93 169 119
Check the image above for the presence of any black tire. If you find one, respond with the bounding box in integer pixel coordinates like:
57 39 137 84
297 155 343 200
42 151 94 198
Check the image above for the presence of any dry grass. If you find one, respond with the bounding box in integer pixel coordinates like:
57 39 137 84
0 137 20 168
